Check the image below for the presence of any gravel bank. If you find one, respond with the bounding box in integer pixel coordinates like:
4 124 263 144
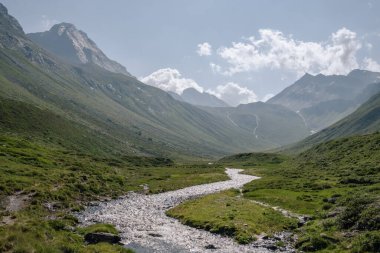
77 168 295 253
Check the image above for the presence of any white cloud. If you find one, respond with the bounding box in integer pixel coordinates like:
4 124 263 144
210 62 222 73
362 57 380 72
197 42 212 56
140 68 204 94
41 15 59 31
262 93 275 102
207 82 257 106
217 28 364 76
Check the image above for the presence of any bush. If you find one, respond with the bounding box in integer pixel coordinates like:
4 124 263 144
235 232 254 244
352 231 380 253
337 196 373 230
296 235 330 252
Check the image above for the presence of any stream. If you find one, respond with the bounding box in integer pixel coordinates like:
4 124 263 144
77 168 296 253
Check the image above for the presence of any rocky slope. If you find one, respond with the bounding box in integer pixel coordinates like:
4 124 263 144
28 23 131 76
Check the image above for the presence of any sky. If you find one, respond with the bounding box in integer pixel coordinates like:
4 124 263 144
2 0 380 105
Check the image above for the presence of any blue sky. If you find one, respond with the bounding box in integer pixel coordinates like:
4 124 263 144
2 0 380 105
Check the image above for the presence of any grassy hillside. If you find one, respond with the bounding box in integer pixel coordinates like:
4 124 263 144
0 97 138 157
170 133 380 252
0 133 228 252
284 90 380 154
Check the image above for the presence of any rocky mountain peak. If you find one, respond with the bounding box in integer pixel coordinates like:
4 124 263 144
28 22 131 76
47 22 99 64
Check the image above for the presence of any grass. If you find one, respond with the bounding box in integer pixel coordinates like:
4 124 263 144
168 133 380 252
78 224 119 235
167 190 298 244
0 133 228 252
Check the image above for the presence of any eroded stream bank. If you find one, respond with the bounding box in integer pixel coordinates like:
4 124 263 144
77 169 296 253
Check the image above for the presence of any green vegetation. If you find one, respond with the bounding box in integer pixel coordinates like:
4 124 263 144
78 224 119 235
0 134 227 252
169 133 380 252
241 133 380 251
167 190 298 244
219 152 286 168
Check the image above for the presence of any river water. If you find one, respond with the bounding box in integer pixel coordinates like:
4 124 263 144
77 168 295 253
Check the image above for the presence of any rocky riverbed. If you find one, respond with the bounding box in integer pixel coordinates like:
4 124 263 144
77 168 296 253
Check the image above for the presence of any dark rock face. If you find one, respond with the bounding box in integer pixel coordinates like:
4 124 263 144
84 232 121 244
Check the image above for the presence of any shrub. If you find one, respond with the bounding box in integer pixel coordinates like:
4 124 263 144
296 235 330 252
352 231 380 253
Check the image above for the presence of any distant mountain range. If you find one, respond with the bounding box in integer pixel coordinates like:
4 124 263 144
282 88 380 153
268 70 380 131
0 3 312 158
203 102 310 147
1 2 379 159
169 88 229 107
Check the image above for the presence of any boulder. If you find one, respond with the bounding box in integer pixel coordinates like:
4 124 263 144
205 244 217 249
84 232 121 244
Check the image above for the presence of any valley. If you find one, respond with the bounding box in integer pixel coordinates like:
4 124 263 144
0 2 379 253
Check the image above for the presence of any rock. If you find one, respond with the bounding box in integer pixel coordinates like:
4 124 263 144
326 197 337 204
205 244 217 249
84 232 121 244
148 233 163 237
297 221 305 227
265 244 278 250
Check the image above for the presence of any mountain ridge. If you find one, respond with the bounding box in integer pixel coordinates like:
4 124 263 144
268 70 380 131
169 87 229 107
0 3 311 158
282 89 380 154
28 22 131 76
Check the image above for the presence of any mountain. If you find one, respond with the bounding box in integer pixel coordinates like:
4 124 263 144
0 4 316 159
28 23 131 76
268 70 380 131
171 88 229 107
283 89 380 153
202 102 310 148
168 91 184 102
0 4 312 158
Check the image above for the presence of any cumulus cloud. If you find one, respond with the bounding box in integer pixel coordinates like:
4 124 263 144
197 42 212 56
207 82 257 106
140 68 204 94
216 28 369 76
362 57 380 72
